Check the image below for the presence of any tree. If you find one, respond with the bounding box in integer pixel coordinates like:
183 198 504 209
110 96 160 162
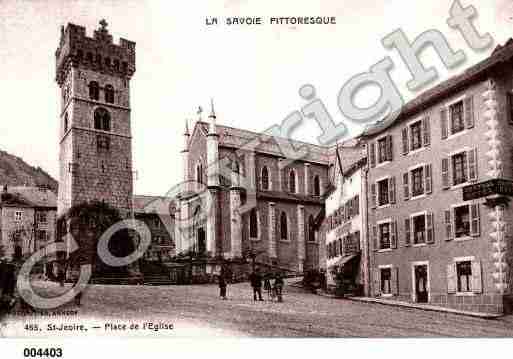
56 201 136 276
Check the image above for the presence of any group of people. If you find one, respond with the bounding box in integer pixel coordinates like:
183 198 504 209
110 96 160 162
218 268 285 302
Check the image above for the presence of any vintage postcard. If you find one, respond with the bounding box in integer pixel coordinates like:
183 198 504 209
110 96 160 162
1 0 513 357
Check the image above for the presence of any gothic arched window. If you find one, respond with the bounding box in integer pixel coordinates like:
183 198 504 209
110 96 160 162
308 215 316 242
280 211 288 241
314 175 321 197
89 81 99 100
261 166 269 190
94 107 111 131
196 163 203 184
249 208 258 238
289 169 297 193
105 84 115 104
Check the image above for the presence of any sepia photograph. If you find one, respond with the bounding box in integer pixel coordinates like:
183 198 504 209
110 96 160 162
1 0 513 356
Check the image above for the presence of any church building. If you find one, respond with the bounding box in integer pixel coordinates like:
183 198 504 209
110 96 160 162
175 106 332 273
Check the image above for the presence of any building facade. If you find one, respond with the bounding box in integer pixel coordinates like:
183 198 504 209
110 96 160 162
55 21 135 217
0 186 57 263
363 39 513 314
324 154 369 295
175 109 333 273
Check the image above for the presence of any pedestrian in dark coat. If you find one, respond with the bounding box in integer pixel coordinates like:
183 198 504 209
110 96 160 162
218 273 227 300
274 273 284 302
249 269 263 301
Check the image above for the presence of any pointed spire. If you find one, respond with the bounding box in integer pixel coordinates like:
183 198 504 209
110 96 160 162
184 118 190 136
209 98 216 119
208 98 217 135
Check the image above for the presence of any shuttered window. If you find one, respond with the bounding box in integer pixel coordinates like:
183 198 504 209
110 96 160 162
442 157 450 189
404 218 411 247
464 96 474 129
422 116 430 146
441 107 448 139
403 172 409 200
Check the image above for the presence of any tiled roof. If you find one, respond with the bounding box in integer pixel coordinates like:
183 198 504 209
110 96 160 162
362 39 513 137
133 195 175 215
0 186 56 208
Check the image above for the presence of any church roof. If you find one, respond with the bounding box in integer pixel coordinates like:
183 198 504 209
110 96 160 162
192 121 332 165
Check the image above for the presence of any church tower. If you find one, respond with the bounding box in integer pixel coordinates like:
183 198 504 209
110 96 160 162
55 20 136 217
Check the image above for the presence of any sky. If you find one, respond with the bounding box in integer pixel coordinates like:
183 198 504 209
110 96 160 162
0 0 511 196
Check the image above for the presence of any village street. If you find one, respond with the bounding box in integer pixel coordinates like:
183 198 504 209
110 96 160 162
2 280 513 338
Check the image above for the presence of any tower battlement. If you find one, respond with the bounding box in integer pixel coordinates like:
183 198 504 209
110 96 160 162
55 20 136 85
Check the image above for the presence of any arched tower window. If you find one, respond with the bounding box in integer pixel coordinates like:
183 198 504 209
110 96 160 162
113 59 120 71
289 169 297 193
94 107 111 131
105 84 115 104
261 166 269 190
89 81 99 100
314 175 321 197
64 113 69 133
308 215 316 242
249 208 258 238
280 211 288 241
86 52 93 63
196 163 203 184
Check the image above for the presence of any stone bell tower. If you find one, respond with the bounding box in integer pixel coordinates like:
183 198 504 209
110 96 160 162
55 20 136 217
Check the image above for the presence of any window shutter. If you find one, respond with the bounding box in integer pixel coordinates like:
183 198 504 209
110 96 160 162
373 269 381 296
441 107 448 139
423 116 431 146
441 157 450 189
471 260 483 294
391 267 399 295
369 142 376 168
468 148 478 181
386 135 393 161
372 225 378 252
425 164 432 194
389 176 396 204
447 263 457 294
403 172 409 200
355 195 359 215
371 183 377 209
402 127 409 155
464 95 474 129
426 212 434 244
405 218 411 247
444 209 453 241
470 203 480 237
391 221 397 249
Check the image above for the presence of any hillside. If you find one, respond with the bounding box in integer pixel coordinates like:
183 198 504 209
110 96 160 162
0 150 58 192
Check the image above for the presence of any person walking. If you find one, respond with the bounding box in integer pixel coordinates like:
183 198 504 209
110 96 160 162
274 272 284 303
218 272 227 300
249 268 263 301
263 274 272 300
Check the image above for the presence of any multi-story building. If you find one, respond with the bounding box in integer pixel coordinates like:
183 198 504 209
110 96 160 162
362 39 513 314
176 108 331 273
0 185 57 263
324 150 369 295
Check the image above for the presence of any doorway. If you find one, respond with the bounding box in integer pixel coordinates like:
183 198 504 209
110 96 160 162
197 228 206 255
413 263 429 303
